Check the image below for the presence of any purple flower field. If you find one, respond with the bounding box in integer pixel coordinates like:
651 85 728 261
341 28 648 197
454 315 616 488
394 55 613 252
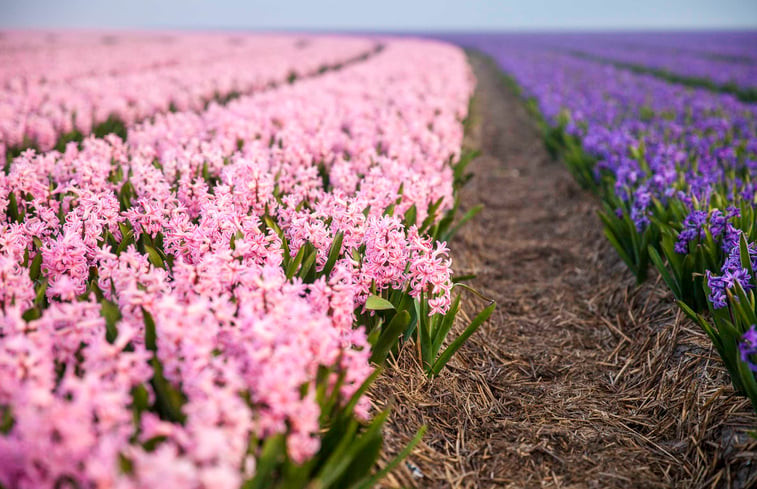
440 31 757 414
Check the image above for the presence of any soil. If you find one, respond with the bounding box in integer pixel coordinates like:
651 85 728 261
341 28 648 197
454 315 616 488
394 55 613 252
372 53 757 488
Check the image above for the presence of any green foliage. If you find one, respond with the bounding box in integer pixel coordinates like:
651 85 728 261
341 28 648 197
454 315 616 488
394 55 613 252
598 201 658 284
242 370 425 489
361 285 495 377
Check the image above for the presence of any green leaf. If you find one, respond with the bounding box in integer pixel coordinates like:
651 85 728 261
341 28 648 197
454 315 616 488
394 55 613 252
431 295 461 355
736 355 757 407
648 246 681 299
263 215 285 240
7 192 19 222
118 181 133 210
243 434 286 489
354 425 427 489
364 295 395 311
731 284 757 328
441 204 483 242
313 418 361 486
28 252 42 281
316 410 389 488
433 195 459 240
600 224 636 278
116 226 134 255
416 297 432 367
21 307 41 322
403 204 417 227
154 232 164 252
452 149 480 187
430 302 496 377
369 311 410 365
419 197 444 232
740 233 756 289
285 244 307 279
144 245 164 269
150 356 186 424
678 300 722 349
321 232 344 278
142 308 157 352
318 370 346 425
34 278 48 306
131 384 151 413
0 406 14 434
337 423 384 486
297 245 318 282
101 299 121 343
451 274 477 283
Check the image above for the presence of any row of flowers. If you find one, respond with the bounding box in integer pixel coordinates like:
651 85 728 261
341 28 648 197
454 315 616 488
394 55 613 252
451 34 757 412
0 36 492 488
513 33 757 98
0 33 378 155
440 32 757 98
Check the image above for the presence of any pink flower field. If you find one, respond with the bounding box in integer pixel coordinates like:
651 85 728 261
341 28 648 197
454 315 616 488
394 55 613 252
0 32 490 489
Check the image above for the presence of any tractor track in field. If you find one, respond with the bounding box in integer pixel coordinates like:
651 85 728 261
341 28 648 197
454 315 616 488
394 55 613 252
373 52 757 489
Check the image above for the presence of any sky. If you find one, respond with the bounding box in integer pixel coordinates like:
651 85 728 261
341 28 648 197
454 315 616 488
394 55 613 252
1 0 756 31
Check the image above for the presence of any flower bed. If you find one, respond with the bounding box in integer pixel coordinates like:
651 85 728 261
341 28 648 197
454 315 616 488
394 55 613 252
451 34 757 413
0 33 377 155
0 37 492 488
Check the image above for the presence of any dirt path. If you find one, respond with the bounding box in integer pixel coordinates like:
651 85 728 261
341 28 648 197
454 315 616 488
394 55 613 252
374 53 756 488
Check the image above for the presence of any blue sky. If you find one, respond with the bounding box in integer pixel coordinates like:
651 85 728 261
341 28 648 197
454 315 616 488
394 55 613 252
1 0 756 30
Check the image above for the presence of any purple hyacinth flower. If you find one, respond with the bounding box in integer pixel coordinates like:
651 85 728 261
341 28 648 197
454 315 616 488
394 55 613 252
739 326 757 372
